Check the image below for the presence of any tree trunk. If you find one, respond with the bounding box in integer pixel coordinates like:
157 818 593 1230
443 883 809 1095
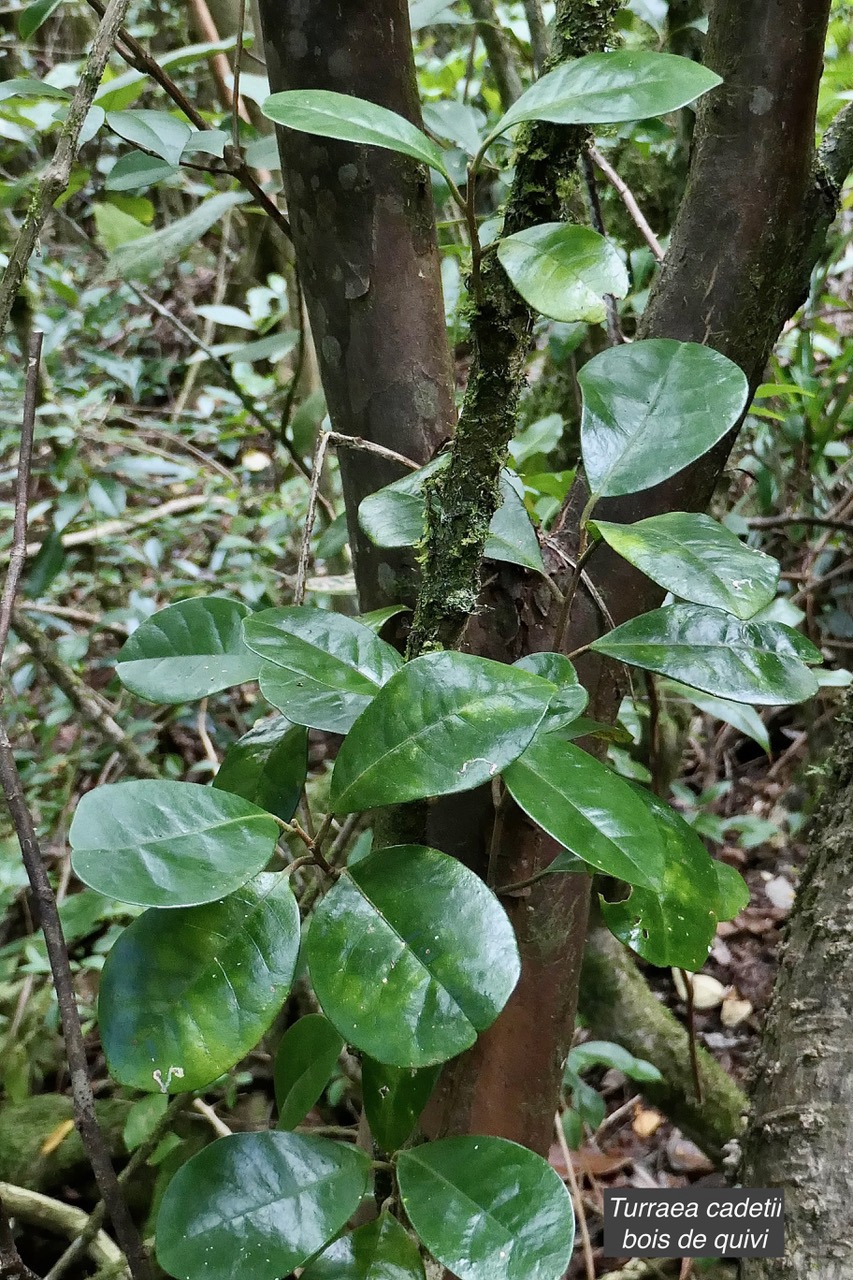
256 0 456 611
741 694 853 1279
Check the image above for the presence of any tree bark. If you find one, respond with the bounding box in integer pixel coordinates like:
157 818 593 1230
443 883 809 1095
740 694 853 1279
256 0 456 610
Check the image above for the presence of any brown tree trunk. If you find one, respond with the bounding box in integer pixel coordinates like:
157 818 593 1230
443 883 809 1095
740 694 853 1279
256 0 456 611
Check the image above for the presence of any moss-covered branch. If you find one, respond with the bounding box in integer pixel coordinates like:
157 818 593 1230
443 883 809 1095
406 0 622 656
579 925 746 1164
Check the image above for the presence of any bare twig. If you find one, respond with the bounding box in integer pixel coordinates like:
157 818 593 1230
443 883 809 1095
523 0 549 72
187 0 251 121
1 1183 123 1277
192 1098 232 1138
0 0 132 342
0 333 42 669
84 0 289 242
0 395 149 1280
746 513 853 535
197 698 219 769
231 0 248 149
294 431 331 606
13 494 231 562
9 607 158 779
325 432 420 472
44 1096 188 1280
589 144 665 263
580 153 623 346
555 1114 595 1280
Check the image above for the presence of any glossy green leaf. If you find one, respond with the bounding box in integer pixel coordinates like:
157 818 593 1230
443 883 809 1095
69 780 280 908
303 1213 425 1280
156 1131 371 1280
358 605 409 634
116 597 260 703
18 0 63 39
568 1040 663 1084
513 653 588 732
579 340 749 497
361 1059 441 1153
243 606 403 734
590 604 821 705
107 109 192 164
713 860 749 921
262 90 449 177
503 736 666 888
498 224 628 324
100 874 299 1092
109 190 249 280
0 78 69 101
274 1014 344 1130
214 717 307 823
359 461 542 572
599 789 719 970
422 99 483 155
590 513 779 619
662 680 770 752
398 1136 574 1280
330 653 554 812
306 845 520 1067
492 50 721 136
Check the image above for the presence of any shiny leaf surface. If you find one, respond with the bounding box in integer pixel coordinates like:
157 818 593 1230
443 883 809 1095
498 224 628 323
302 1213 426 1280
156 1132 370 1280
70 780 279 908
330 653 554 811
361 1059 441 1153
513 653 588 732
579 340 749 497
116 597 260 703
99 875 299 1092
244 607 403 734
590 513 779 619
306 845 520 1067
397 1136 574 1280
214 716 308 823
590 604 821 705
274 1014 344 1130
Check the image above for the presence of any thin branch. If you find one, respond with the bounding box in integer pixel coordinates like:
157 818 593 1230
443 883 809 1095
325 432 420 471
84 0 290 243
523 0 549 71
0 0 133 342
294 431 331 606
467 0 524 109
554 1115 595 1280
0 1187 40 1280
11 494 231 562
191 1098 232 1138
1 1184 123 1276
9 607 159 780
0 397 149 1279
589 144 665 263
231 0 248 150
580 153 623 346
746 513 853 535
187 0 251 121
44 1095 188 1280
0 333 42 669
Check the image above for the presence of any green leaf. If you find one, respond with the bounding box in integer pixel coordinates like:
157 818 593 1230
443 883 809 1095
486 474 544 572
181 128 230 157
93 203 148 253
214 717 307 824
123 1094 169 1151
513 653 587 732
106 151 178 191
359 462 542 572
302 1213 426 1280
497 224 628 324
329 653 554 812
243 606 403 734
106 109 192 165
0 78 69 102
589 603 821 705
567 1041 663 1084
590 513 779 620
599 789 720 970
116 597 260 703
274 1014 344 1130
661 680 770 752
492 50 722 136
305 845 520 1067
397 1136 574 1280
69 780 280 908
713 860 749 921
18 0 63 39
156 1131 371 1280
358 605 409 634
108 190 249 280
422 99 483 155
503 736 666 888
578 340 749 497
99 874 299 1092
361 1059 441 1153
262 90 450 178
